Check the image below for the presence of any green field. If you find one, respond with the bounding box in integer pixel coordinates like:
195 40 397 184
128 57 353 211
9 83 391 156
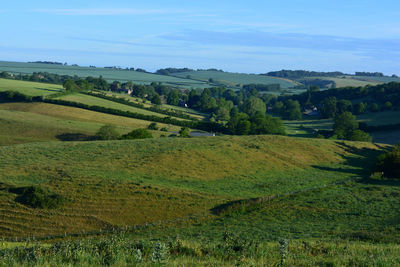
0 133 399 265
170 70 298 89
0 61 209 88
285 111 400 144
0 135 384 237
99 91 207 120
0 78 63 96
310 76 381 88
55 93 189 121
0 102 180 145
353 75 400 83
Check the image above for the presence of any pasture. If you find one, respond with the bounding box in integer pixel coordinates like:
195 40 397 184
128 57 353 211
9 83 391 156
0 135 384 238
55 93 189 121
310 76 381 88
0 78 63 96
0 102 180 145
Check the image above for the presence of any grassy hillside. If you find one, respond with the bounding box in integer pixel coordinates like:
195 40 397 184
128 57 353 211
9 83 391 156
0 78 63 96
0 102 180 145
55 93 190 121
0 61 209 88
310 76 380 88
170 70 298 89
0 135 385 238
97 91 207 120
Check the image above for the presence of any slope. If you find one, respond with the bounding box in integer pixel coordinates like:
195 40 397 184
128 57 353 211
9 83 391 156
0 135 385 238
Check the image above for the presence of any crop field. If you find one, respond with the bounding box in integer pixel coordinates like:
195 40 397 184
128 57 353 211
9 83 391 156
0 135 385 238
170 70 298 89
0 102 180 145
0 61 209 88
353 75 400 83
311 76 381 88
0 78 63 96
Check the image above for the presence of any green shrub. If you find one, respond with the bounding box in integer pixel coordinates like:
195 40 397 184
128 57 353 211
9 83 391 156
14 186 64 209
96 124 120 140
121 129 153 140
179 127 190 137
147 122 159 130
377 145 400 178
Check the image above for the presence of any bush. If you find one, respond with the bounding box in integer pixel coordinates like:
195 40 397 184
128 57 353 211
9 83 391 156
377 145 400 178
121 129 153 140
96 124 120 140
147 122 159 130
14 186 64 209
347 129 372 142
179 127 190 137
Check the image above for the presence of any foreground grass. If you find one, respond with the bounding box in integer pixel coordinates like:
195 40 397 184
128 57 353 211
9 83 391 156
1 235 399 266
0 135 385 237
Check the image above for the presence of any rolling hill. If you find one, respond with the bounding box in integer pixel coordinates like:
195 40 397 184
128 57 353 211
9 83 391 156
170 70 299 89
0 102 181 145
0 135 387 239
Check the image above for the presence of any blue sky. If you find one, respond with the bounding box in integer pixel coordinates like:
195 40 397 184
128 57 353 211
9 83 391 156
1 0 399 74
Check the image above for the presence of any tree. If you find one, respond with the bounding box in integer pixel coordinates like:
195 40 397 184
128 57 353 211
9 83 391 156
96 124 120 140
121 129 152 139
321 97 337 118
242 97 266 116
272 101 284 115
333 112 359 139
227 112 250 135
347 129 372 142
281 100 302 120
250 112 286 135
0 71 8 78
383 101 393 111
369 103 379 112
63 79 77 91
354 102 367 115
216 107 230 121
151 93 162 105
148 122 159 130
337 99 353 114
179 127 190 137
167 90 180 106
377 144 400 178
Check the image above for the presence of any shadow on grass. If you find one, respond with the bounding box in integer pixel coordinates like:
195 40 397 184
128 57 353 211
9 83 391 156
34 87 62 93
313 142 394 183
56 133 96 141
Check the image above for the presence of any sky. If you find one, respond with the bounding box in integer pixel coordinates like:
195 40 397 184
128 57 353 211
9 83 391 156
0 0 399 74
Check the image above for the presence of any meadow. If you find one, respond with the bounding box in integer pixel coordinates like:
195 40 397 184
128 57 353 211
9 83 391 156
0 78 63 96
0 135 385 238
54 93 189 120
0 102 180 145
0 135 398 266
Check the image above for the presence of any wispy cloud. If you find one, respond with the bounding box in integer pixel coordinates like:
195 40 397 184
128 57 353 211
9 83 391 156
161 29 400 56
70 36 173 48
33 8 185 16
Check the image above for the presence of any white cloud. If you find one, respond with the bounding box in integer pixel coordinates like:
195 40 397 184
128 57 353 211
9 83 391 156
33 8 185 16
